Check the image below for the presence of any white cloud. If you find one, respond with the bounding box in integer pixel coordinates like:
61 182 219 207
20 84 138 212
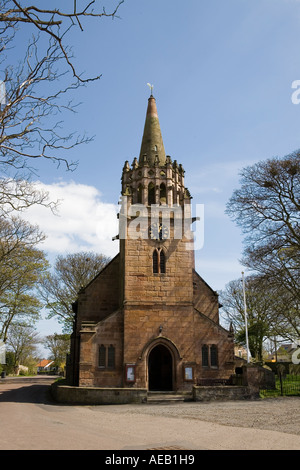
21 180 119 258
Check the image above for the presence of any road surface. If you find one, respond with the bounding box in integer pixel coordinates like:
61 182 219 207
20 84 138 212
0 376 299 450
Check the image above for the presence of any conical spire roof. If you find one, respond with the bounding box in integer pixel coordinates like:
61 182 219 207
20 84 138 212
138 94 166 166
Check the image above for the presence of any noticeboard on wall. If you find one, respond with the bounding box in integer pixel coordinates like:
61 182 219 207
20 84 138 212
125 364 136 383
184 365 194 381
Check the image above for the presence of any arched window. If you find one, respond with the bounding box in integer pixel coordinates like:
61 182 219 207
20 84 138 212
153 249 159 273
108 345 115 369
159 183 166 204
137 184 142 204
160 249 166 273
153 249 166 274
201 344 219 368
99 344 116 369
202 345 209 367
99 345 106 368
148 182 155 205
210 345 218 367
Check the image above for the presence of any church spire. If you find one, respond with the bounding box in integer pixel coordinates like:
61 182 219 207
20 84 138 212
138 93 166 167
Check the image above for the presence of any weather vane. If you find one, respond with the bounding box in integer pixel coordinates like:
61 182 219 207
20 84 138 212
147 83 154 95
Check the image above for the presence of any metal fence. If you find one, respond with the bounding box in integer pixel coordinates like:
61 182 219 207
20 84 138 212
260 373 300 397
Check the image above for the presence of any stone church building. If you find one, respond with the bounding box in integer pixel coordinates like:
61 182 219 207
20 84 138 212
68 94 235 391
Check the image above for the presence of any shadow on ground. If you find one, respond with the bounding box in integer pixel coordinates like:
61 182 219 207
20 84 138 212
0 378 58 405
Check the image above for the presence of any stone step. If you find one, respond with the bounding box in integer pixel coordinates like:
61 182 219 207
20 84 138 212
147 391 191 404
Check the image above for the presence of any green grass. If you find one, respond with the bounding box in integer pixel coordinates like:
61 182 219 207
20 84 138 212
260 374 300 398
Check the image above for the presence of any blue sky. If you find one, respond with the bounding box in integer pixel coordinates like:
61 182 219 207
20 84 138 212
13 0 300 352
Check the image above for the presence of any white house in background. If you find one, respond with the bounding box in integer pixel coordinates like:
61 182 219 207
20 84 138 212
36 359 54 373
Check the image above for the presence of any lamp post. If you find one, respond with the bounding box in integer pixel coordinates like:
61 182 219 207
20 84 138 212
241 271 250 363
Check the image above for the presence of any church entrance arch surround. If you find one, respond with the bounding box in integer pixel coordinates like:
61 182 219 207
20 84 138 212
140 337 182 391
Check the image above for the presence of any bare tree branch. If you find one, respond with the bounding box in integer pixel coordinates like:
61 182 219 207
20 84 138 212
0 1 125 212
226 152 300 341
0 35 93 178
1 0 124 82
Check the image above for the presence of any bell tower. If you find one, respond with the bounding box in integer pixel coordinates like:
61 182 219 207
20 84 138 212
119 93 197 390
119 94 195 303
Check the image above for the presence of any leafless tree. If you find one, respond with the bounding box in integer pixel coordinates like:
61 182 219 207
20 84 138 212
6 323 42 369
226 152 300 340
219 275 298 359
39 251 110 331
0 1 124 82
0 178 56 216
0 1 124 211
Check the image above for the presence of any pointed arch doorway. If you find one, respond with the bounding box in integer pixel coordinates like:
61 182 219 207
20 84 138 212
148 344 173 391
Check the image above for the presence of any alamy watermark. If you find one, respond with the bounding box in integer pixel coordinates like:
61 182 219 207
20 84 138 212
291 80 300 104
0 340 6 365
291 343 300 365
0 80 6 106
116 197 204 251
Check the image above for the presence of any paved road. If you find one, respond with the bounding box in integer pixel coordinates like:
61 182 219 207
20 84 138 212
0 377 299 450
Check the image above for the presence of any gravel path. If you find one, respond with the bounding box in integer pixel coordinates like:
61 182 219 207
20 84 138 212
96 396 300 436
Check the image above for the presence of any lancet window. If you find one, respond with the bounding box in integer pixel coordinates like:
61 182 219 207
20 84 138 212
98 344 115 369
202 344 218 368
153 249 166 274
137 184 143 204
159 183 166 204
148 182 155 205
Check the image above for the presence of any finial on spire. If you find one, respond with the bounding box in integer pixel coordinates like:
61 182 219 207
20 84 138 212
139 88 166 166
147 82 154 96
